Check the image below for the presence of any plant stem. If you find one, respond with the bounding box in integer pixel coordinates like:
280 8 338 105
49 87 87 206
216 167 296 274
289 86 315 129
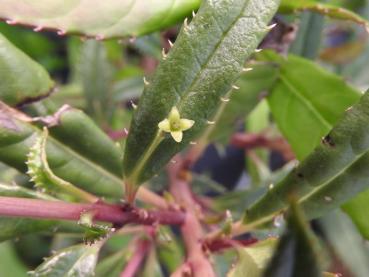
169 160 215 277
120 238 151 277
0 196 185 226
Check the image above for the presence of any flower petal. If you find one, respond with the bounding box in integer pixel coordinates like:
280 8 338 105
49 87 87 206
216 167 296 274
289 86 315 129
180 119 194 131
169 106 180 122
171 131 183 142
158 119 171 132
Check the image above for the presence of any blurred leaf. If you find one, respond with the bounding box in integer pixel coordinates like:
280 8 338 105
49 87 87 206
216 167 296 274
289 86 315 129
0 0 201 39
262 202 323 277
280 0 369 30
214 162 294 217
79 40 113 122
0 242 28 277
157 227 184 274
208 64 279 144
96 249 128 277
290 11 324 59
319 211 369 277
123 0 280 190
228 239 277 277
132 34 162 59
0 33 54 106
245 91 369 225
0 103 123 199
141 247 164 277
0 183 81 242
30 244 100 277
343 189 369 239
0 22 64 72
263 51 361 160
246 100 271 185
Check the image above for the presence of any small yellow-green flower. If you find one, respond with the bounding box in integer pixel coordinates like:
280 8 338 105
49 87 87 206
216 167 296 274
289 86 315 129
158 106 194 143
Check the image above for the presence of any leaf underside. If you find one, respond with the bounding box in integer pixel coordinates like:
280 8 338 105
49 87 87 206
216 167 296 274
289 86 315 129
0 0 201 39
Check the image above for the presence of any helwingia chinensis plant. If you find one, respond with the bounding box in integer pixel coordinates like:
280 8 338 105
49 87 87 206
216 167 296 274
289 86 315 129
0 0 369 276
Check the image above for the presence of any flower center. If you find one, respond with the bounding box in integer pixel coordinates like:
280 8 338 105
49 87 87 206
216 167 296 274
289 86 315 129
171 120 181 131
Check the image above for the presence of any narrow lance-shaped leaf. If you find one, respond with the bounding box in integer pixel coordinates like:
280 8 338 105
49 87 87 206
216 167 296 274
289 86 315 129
262 202 323 277
0 0 201 39
244 90 369 224
0 102 123 198
27 127 98 203
29 244 100 277
0 182 81 242
0 33 54 106
123 0 280 198
280 0 369 32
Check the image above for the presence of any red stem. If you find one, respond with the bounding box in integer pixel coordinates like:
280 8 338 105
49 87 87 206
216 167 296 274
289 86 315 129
0 197 184 226
120 238 151 277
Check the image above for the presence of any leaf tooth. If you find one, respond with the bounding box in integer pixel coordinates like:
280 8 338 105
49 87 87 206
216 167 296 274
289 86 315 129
220 97 230 102
130 100 137 110
161 48 167 60
143 77 150 86
192 10 196 17
184 18 189 30
168 39 174 48
206 120 215 125
242 67 253 72
254 48 262 53
232 85 240 90
267 23 277 30
5 19 17 25
33 25 43 32
57 29 66 36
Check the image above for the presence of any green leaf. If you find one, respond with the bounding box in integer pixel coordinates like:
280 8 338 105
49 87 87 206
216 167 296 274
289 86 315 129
123 0 280 190
280 0 369 31
141 247 164 277
289 11 324 59
0 242 28 277
95 250 128 277
264 51 361 160
343 189 369 239
0 103 123 199
262 202 323 277
27 127 98 202
0 0 201 39
319 211 369 277
0 33 53 106
244 90 369 224
0 182 81 242
208 63 279 144
30 244 100 277
78 40 113 121
228 239 277 277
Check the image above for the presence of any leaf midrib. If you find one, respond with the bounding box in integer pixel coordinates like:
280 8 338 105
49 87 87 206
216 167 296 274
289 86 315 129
177 0 251 110
299 150 368 204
